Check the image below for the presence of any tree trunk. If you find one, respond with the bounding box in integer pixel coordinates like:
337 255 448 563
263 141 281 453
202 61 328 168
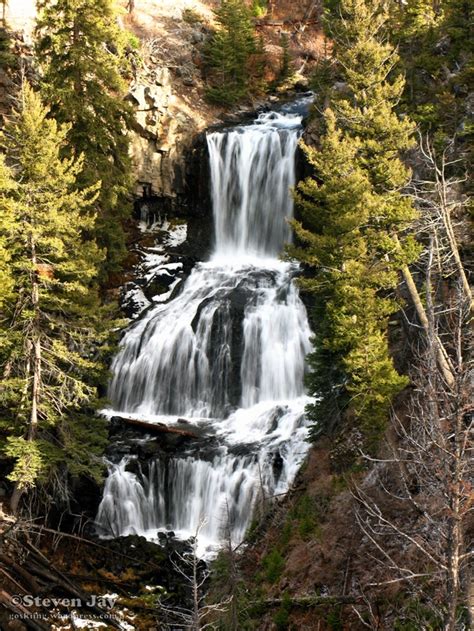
192 550 200 630
113 415 198 437
400 262 455 388
444 383 465 631
438 180 472 307
10 236 41 514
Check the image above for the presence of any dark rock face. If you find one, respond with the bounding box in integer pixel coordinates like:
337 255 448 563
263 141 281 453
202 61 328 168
182 132 214 261
142 267 185 303
120 282 150 319
132 130 214 264
68 474 104 524
106 416 221 462
82 533 208 614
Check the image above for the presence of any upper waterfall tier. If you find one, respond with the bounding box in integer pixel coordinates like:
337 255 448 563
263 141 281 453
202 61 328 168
207 110 303 259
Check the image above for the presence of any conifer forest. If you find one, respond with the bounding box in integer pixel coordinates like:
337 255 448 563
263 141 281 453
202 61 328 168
0 1 471 629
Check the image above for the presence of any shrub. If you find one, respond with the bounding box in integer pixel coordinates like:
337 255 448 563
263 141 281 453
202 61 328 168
262 549 285 584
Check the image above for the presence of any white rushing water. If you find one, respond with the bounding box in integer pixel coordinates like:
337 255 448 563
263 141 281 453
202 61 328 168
96 100 314 556
208 110 302 258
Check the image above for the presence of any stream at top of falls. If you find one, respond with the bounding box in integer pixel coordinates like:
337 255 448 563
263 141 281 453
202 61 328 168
96 97 315 558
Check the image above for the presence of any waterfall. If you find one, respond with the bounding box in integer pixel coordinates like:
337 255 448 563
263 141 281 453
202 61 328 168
208 111 301 258
96 99 314 556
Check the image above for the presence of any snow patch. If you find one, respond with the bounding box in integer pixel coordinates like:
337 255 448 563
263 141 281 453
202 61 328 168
69 614 107 629
164 222 187 247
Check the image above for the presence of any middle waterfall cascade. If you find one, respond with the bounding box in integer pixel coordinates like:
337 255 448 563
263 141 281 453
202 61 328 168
96 100 314 556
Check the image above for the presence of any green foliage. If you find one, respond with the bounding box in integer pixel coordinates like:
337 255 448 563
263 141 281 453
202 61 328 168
274 32 293 87
0 25 16 68
182 8 203 24
205 0 263 105
211 548 233 581
392 596 444 630
35 0 134 278
326 605 343 630
290 494 326 540
0 84 112 497
4 437 44 489
280 33 290 74
273 592 291 630
279 519 293 548
252 0 268 18
331 474 348 494
262 548 285 583
289 0 418 443
389 0 472 144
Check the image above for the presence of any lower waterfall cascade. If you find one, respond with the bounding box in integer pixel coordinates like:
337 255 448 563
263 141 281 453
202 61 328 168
96 98 315 557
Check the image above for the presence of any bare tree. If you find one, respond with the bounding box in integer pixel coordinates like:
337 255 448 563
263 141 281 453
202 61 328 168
395 134 472 389
412 135 472 306
353 305 472 629
352 143 473 629
159 520 231 630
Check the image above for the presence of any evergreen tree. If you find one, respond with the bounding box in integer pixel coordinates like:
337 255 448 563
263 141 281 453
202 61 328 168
327 0 415 192
35 0 133 277
206 0 261 105
0 84 111 511
0 156 14 308
252 0 268 18
290 0 419 442
390 0 472 141
442 0 472 63
275 32 293 87
0 23 14 69
431 0 472 143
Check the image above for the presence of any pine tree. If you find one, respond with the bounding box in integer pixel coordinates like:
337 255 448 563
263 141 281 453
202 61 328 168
390 0 472 139
35 0 133 277
442 0 472 62
277 32 293 86
0 156 14 308
206 0 261 105
0 84 111 511
290 112 410 441
389 1 442 127
290 0 420 442
328 1 415 190
432 0 472 143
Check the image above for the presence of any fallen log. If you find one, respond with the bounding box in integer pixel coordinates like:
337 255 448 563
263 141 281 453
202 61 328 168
0 588 50 631
18 542 124 631
255 18 318 27
0 553 42 595
252 596 360 609
112 415 198 438
253 595 360 608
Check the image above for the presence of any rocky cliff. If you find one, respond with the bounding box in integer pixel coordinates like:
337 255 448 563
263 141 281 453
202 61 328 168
3 0 323 207
122 0 220 203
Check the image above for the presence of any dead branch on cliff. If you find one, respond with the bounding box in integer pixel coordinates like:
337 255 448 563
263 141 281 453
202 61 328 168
159 519 232 631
